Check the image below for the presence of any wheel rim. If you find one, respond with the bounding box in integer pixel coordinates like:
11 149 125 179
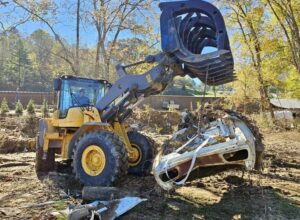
128 144 142 167
81 145 106 176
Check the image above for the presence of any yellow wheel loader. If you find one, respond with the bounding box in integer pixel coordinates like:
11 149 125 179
36 76 154 186
35 0 264 188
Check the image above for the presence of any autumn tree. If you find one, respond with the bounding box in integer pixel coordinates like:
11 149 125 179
221 0 276 119
112 37 159 75
226 65 260 113
85 0 154 81
266 0 300 76
284 69 300 98
11 0 79 75
28 29 54 90
0 1 30 34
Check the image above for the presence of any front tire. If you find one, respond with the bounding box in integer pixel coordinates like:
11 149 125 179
72 130 128 186
127 131 154 175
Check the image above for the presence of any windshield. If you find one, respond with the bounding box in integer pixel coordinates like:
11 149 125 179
59 78 106 118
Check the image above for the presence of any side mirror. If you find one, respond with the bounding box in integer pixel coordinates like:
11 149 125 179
53 78 62 91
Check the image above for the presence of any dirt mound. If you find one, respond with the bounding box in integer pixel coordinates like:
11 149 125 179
21 116 39 137
129 110 181 134
0 133 34 153
0 116 39 137
0 116 38 153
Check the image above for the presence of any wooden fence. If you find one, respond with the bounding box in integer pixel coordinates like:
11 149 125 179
0 91 55 107
139 95 222 111
0 91 220 110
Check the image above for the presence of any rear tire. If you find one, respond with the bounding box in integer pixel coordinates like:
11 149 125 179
255 151 264 170
35 137 55 174
72 130 128 186
127 131 154 175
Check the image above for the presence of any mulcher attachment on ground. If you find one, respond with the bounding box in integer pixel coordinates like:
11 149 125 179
152 110 264 191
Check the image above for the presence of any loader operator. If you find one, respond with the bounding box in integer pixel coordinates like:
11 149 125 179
77 88 90 106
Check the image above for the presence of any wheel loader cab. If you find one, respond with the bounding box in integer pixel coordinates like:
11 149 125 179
54 75 109 119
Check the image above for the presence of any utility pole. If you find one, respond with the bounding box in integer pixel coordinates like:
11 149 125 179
18 40 21 90
76 0 80 74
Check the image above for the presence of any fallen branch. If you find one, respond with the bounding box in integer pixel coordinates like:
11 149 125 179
21 201 55 208
0 162 31 168
0 174 32 180
82 186 128 201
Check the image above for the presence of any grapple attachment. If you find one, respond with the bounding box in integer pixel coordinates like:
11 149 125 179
160 0 235 85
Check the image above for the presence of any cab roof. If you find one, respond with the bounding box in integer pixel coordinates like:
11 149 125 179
59 75 110 85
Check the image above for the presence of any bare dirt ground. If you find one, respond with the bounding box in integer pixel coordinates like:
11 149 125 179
0 113 299 219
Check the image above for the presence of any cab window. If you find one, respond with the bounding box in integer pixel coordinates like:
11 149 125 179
59 79 105 118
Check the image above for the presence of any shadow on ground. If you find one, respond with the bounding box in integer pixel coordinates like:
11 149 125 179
127 175 300 220
36 160 300 220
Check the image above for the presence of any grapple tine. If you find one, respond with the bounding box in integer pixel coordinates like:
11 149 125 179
160 0 235 86
179 12 193 44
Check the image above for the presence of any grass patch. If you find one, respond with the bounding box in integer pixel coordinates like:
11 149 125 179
53 200 68 210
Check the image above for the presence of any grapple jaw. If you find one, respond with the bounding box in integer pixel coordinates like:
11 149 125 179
160 0 235 86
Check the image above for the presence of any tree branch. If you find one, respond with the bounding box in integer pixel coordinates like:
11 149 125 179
12 0 78 75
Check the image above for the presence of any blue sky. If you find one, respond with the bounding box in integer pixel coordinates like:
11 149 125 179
4 0 213 47
3 0 163 47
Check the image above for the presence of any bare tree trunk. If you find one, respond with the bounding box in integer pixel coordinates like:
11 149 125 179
104 60 110 81
95 38 100 77
76 0 80 74
243 72 247 114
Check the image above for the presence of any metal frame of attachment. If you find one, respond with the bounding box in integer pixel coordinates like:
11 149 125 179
152 114 256 190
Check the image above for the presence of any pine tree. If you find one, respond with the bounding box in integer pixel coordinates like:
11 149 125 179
1 98 9 114
41 99 49 117
26 99 35 114
6 38 31 90
15 100 23 115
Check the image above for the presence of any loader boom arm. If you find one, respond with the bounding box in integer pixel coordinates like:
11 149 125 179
96 0 234 122
96 54 178 122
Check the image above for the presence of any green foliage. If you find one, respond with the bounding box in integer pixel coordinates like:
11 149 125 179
284 69 300 98
26 99 35 114
143 104 151 113
15 100 23 115
112 38 159 77
41 99 49 117
217 0 300 113
196 102 201 111
6 39 32 89
168 104 176 112
0 29 52 91
174 76 194 90
1 98 9 114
